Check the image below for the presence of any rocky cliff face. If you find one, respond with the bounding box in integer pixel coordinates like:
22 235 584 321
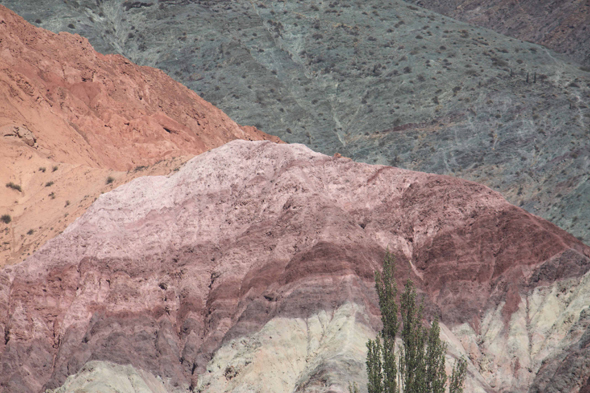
405 0 590 67
0 6 280 266
2 141 589 393
2 0 589 246
0 4 279 171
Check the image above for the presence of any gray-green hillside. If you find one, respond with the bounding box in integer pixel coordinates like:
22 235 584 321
3 0 590 243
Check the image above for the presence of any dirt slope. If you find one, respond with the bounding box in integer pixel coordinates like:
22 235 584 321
2 0 589 245
406 0 590 67
0 6 280 266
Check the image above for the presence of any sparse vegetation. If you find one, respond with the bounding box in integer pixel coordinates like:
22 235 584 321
45 181 54 187
348 382 359 393
106 176 115 185
52 166 58 172
39 167 46 173
27 229 34 235
6 182 22 192
1 215 11 224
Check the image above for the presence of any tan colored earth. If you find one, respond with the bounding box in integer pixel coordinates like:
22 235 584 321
0 147 191 267
0 6 280 266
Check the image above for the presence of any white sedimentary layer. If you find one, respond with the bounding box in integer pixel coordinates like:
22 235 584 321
450 271 590 392
48 361 170 393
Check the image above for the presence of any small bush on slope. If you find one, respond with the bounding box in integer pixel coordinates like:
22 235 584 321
6 182 22 192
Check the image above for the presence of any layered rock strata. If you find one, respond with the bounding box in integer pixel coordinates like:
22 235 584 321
0 5 280 266
0 5 278 170
1 141 589 392
3 0 589 245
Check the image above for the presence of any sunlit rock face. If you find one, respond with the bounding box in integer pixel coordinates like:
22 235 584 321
0 5 279 171
4 0 590 244
0 5 280 266
1 140 588 392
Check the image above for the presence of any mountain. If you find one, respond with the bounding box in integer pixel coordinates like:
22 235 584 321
0 5 280 266
2 0 589 247
2 140 589 393
2 3 590 392
405 0 590 67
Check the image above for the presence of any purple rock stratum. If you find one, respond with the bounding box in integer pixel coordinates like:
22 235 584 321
1 141 590 392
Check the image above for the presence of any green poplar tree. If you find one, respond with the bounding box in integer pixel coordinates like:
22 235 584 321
365 252 467 393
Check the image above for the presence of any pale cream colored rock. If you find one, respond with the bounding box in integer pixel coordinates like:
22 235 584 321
48 361 169 393
198 302 494 393
197 302 374 393
446 269 590 392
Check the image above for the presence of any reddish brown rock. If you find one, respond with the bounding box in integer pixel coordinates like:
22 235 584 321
0 5 280 266
0 141 588 392
0 5 279 170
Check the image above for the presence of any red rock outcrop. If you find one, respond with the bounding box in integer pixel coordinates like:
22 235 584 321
1 141 588 392
0 5 279 170
0 5 280 266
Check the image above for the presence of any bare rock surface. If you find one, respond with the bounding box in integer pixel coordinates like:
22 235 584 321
0 5 279 171
0 5 280 266
47 360 169 393
1 140 589 392
3 0 590 245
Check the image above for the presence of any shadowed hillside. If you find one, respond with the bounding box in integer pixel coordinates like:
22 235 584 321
2 0 589 245
406 0 590 67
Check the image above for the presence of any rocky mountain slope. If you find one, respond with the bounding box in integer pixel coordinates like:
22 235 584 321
405 0 590 67
2 140 589 393
2 0 589 246
0 6 280 266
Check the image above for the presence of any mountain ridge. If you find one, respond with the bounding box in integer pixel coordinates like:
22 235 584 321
0 5 280 266
2 140 590 392
3 0 589 245
1 3 590 392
